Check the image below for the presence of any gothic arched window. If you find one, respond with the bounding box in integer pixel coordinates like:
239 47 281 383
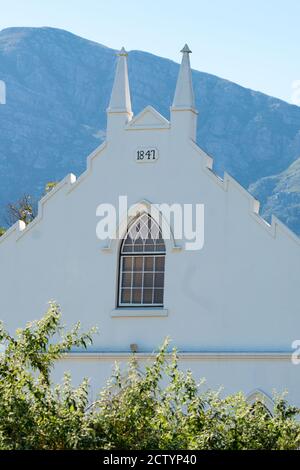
118 214 166 307
247 390 274 418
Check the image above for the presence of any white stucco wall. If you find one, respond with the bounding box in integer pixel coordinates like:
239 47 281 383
1 100 300 406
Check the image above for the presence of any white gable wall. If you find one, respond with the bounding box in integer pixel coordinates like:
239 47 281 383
0 120 299 352
1 49 300 403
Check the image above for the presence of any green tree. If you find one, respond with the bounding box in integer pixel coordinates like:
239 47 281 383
6 194 36 226
0 302 96 450
3 182 58 230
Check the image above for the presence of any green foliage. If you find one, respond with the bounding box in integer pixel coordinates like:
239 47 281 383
0 227 6 237
0 302 96 449
0 308 299 450
92 342 300 450
45 181 58 194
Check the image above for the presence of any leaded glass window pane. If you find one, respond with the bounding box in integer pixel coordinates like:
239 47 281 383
118 214 166 307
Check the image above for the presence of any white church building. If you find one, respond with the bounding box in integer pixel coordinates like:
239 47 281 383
1 45 300 409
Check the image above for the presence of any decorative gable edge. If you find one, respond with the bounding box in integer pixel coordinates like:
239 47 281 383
125 105 170 131
0 219 26 243
0 141 109 245
1 136 299 250
19 173 77 242
189 139 300 248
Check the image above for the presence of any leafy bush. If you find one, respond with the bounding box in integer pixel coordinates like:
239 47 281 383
0 304 299 450
0 303 96 449
92 343 300 450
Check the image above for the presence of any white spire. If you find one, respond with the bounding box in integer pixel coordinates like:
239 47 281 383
107 47 132 115
172 44 196 110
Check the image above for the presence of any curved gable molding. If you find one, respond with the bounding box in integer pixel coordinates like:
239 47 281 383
101 199 182 253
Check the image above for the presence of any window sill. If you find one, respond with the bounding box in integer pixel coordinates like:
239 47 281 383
111 308 168 318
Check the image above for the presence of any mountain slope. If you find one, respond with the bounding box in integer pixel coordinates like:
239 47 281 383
0 27 300 230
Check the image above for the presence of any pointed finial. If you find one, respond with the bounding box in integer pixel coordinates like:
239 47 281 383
181 44 192 54
118 47 128 57
107 46 132 115
172 43 196 110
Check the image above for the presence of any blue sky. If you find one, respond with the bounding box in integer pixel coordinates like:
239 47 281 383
0 0 299 103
